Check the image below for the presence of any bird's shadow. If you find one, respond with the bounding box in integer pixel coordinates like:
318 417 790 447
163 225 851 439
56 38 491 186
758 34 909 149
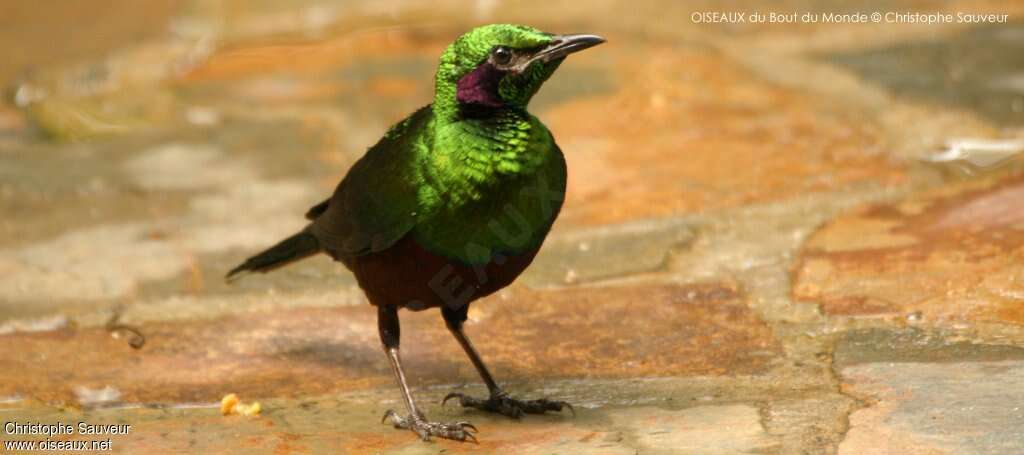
266 334 384 375
265 334 469 384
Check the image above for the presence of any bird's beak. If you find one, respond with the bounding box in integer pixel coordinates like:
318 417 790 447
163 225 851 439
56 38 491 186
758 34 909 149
523 34 606 67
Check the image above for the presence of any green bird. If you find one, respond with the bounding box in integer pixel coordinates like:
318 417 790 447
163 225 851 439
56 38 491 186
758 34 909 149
227 24 604 442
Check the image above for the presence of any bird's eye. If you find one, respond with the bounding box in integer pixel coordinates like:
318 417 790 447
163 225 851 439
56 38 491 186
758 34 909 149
491 46 513 65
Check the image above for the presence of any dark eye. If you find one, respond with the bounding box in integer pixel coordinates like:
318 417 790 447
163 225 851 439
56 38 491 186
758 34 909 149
492 46 512 65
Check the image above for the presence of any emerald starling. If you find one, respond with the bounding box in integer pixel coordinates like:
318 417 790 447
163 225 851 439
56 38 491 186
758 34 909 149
227 24 604 442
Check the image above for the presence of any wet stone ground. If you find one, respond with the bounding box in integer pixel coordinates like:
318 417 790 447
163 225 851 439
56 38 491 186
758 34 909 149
2 1 1024 453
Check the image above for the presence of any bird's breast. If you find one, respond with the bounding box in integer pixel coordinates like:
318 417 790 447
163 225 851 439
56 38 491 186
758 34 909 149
412 159 564 264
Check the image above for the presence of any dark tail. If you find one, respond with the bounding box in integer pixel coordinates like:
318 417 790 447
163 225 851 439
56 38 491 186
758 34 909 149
226 229 321 283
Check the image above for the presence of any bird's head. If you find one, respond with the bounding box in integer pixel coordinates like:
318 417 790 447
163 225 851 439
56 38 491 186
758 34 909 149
434 24 604 117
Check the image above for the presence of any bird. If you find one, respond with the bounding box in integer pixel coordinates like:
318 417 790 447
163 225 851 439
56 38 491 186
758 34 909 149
226 24 604 442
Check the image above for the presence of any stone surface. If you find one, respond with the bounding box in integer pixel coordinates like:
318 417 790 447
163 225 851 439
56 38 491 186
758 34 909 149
0 283 780 406
608 404 779 453
546 43 905 227
0 393 782 454
829 21 1024 127
794 175 1024 325
834 328 1024 368
839 361 1024 454
524 217 695 286
0 1 181 87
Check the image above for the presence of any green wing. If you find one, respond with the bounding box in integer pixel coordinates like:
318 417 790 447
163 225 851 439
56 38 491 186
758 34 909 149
308 106 431 258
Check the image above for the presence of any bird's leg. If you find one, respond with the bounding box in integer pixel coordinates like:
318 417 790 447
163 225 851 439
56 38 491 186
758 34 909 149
440 305 573 419
377 305 477 442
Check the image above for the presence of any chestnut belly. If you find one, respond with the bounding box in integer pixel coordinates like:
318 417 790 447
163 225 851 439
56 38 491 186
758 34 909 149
341 234 540 310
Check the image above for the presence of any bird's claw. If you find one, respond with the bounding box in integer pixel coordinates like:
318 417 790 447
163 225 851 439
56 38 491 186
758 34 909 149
442 392 573 419
381 409 478 443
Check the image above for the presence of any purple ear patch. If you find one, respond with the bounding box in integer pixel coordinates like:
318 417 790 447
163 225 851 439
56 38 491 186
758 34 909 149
456 63 505 108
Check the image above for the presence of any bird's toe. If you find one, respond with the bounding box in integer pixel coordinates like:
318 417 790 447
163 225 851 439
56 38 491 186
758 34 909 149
443 391 573 419
381 410 478 443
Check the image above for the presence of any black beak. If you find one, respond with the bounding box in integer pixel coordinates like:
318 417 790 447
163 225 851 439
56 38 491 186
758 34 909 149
524 34 606 67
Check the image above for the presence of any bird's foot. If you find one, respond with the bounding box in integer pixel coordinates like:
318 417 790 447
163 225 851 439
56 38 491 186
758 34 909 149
443 391 573 419
381 409 478 443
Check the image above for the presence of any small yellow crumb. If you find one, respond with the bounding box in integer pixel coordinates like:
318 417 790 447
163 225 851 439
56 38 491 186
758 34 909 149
220 393 239 415
220 393 261 416
237 401 261 416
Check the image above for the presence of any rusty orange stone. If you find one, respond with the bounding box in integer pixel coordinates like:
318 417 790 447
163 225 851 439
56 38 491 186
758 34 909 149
178 30 444 84
0 283 779 407
546 44 905 226
794 174 1024 324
